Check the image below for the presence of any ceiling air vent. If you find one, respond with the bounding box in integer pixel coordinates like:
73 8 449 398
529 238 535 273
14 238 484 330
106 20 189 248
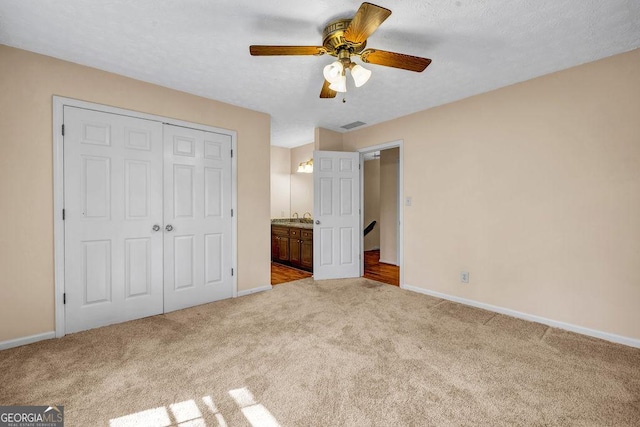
341 121 366 130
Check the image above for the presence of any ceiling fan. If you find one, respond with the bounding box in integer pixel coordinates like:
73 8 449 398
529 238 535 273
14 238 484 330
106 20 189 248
250 2 432 98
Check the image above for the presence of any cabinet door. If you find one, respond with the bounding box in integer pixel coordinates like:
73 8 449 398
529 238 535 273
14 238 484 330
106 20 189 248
301 239 313 270
271 234 279 260
277 236 290 261
290 239 301 265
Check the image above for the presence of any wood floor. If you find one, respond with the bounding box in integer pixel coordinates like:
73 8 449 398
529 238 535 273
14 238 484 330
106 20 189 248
363 250 399 286
271 250 399 286
271 262 312 285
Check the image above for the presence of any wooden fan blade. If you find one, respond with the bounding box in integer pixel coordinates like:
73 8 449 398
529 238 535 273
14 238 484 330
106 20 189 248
250 45 326 56
320 79 337 98
360 49 432 72
343 3 392 44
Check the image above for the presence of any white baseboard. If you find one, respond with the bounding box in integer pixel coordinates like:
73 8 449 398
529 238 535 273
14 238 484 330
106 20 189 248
237 285 273 297
401 283 640 349
379 258 398 266
0 331 56 351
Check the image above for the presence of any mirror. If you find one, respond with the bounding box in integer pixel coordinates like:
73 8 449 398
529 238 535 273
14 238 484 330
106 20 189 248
270 143 314 220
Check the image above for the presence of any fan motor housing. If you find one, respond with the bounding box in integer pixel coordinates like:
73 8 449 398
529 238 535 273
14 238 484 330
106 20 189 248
322 19 367 57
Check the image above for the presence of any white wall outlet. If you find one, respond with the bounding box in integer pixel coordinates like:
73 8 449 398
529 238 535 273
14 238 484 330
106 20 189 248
405 196 412 206
460 271 469 283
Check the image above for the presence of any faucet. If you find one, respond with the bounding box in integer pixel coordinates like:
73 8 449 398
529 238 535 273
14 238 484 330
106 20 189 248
303 212 312 219
292 212 299 219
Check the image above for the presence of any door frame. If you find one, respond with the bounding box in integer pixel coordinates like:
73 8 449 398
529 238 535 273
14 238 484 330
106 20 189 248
357 140 404 287
52 96 238 338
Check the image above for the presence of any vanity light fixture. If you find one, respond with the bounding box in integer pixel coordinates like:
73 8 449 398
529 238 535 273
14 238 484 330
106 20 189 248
296 159 313 173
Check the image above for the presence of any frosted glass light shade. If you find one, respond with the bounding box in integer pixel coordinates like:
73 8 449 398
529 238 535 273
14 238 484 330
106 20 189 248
351 64 372 87
297 159 313 173
323 61 343 83
303 161 313 173
329 74 347 92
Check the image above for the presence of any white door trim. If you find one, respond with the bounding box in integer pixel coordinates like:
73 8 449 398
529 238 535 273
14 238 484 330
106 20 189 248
357 140 404 287
53 96 238 338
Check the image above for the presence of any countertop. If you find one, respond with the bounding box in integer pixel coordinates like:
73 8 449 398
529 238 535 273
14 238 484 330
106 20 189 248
271 219 314 229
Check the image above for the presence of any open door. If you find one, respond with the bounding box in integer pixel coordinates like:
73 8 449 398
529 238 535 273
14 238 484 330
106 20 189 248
313 151 361 280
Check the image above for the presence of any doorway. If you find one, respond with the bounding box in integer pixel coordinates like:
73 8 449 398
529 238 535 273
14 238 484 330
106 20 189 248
359 141 403 286
268 143 402 286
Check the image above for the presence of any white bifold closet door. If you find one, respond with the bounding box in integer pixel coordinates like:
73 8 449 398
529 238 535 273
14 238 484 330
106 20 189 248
63 107 232 334
163 124 233 312
64 107 164 333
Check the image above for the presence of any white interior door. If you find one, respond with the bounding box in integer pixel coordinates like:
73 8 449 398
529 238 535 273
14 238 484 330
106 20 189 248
313 151 361 280
163 125 233 312
64 107 164 333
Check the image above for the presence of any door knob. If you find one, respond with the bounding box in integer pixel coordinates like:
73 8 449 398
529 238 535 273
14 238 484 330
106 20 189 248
152 224 160 232
315 220 320 224
165 224 174 232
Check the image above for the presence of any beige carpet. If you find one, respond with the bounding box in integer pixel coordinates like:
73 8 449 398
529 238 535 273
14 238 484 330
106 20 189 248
1 278 639 426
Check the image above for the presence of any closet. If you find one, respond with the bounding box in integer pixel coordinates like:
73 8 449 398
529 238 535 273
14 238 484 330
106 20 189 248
62 105 233 333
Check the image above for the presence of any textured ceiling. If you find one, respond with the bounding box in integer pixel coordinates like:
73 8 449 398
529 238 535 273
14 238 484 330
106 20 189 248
1 1 639 148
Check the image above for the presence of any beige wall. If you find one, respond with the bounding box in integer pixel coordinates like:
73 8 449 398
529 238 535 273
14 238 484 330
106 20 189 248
0 45 271 342
343 49 640 340
270 146 291 218
290 142 314 217
314 127 343 151
363 159 381 250
379 148 399 264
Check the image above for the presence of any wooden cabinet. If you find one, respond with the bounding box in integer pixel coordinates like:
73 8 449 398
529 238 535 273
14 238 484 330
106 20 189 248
290 228 313 271
289 228 301 264
271 224 313 272
271 226 290 262
300 230 313 270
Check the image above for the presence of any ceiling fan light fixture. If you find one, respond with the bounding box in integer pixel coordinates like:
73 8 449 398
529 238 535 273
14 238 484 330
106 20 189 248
350 64 372 87
329 74 347 93
323 60 343 84
249 2 432 101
